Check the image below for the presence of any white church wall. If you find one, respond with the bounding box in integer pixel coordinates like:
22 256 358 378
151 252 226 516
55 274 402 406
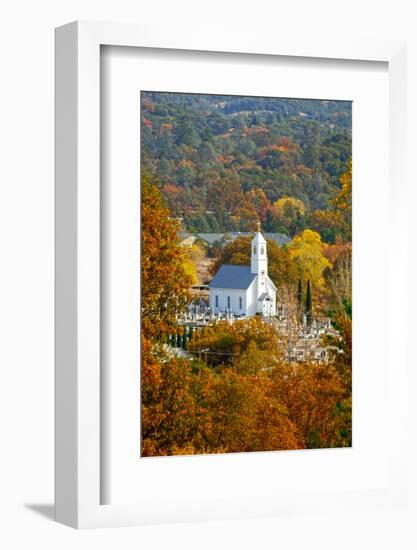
245 280 258 317
249 279 258 315
210 287 247 316
209 278 276 317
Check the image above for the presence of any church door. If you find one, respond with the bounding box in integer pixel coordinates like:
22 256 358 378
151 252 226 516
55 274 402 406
262 298 271 317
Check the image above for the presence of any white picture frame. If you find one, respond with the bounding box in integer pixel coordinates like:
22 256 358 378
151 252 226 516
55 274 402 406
55 21 407 529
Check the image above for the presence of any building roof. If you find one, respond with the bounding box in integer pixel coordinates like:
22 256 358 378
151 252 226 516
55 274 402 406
196 231 291 247
264 233 291 246
208 265 257 290
196 233 224 245
258 292 273 302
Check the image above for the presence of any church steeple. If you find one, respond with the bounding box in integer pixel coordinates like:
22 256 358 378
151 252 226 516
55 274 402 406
251 223 268 276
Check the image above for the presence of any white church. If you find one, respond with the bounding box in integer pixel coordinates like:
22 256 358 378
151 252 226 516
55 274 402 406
208 227 277 317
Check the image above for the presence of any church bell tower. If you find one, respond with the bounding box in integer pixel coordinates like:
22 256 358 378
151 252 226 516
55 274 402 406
251 223 268 294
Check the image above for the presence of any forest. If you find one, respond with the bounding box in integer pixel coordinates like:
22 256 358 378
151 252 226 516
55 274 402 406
141 92 351 242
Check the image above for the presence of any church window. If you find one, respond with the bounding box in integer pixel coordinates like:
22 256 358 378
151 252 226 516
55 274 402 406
215 295 219 308
261 246 265 255
254 245 257 255
239 296 243 309
227 296 231 309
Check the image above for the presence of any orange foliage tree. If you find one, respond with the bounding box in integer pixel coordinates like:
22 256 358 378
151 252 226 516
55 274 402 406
189 317 283 366
271 361 345 448
142 357 302 456
141 173 193 340
141 173 194 454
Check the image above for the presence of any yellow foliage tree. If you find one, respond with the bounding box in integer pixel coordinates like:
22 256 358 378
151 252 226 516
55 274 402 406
181 243 204 285
288 229 332 289
332 159 352 214
331 159 352 240
274 196 306 220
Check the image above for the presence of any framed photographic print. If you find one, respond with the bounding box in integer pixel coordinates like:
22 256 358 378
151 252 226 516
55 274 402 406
55 21 408 528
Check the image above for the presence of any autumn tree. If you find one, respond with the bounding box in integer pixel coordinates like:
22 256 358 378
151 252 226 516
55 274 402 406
245 188 270 220
141 173 194 340
332 159 352 222
142 357 199 456
181 243 205 285
189 317 283 366
309 160 352 243
274 196 306 220
271 360 345 448
198 369 301 453
334 159 352 241
233 203 259 231
274 196 307 235
161 182 184 215
309 209 344 244
288 229 332 290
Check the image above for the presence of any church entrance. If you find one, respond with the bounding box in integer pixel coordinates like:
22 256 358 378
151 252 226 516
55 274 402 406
262 297 272 317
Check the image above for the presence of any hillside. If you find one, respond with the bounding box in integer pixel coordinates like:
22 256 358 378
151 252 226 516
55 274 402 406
141 92 352 242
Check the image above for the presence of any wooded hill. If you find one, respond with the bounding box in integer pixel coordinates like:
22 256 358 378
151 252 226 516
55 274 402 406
141 92 352 242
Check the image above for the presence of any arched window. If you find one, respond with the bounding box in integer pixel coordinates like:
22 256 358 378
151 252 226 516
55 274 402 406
261 246 265 255
253 245 257 255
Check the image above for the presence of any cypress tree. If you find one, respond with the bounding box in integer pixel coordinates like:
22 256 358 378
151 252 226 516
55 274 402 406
305 279 312 325
297 278 302 307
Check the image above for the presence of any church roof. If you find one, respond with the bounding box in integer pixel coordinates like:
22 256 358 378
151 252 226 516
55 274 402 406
208 265 257 290
258 292 273 301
